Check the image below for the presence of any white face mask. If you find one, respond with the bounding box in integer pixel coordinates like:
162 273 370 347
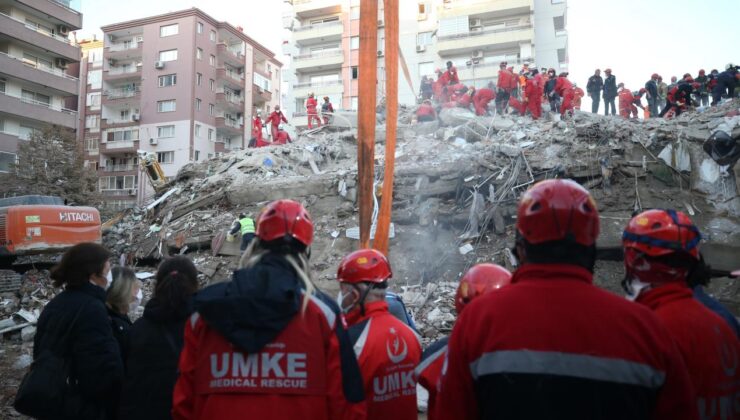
624 278 652 302
105 271 113 289
336 290 357 314
129 288 143 313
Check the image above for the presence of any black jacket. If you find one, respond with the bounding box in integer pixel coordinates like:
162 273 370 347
645 79 658 98
586 75 603 95
108 308 132 369
545 78 557 95
603 75 617 98
118 297 192 420
33 282 124 420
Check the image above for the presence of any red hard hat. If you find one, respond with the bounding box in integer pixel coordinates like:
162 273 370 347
622 209 701 260
651 73 659 79
639 87 647 94
337 249 392 284
255 199 314 247
516 179 600 246
455 264 511 314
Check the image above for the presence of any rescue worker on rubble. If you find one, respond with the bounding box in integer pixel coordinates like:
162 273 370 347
229 212 256 251
586 69 603 114
545 68 559 114
252 111 264 145
495 62 514 114
336 249 421 420
274 124 292 145
660 76 695 118
306 93 321 129
711 64 739 106
419 75 433 101
645 73 660 117
445 61 459 85
524 68 544 120
473 82 495 116
457 86 474 110
602 68 617 116
657 75 668 114
322 96 334 125
572 83 585 110
554 72 575 117
632 88 647 118
416 99 437 122
435 179 696 420
618 83 635 119
694 69 710 107
415 264 511 420
622 209 740 417
173 200 366 420
434 68 449 102
518 63 529 99
266 105 288 140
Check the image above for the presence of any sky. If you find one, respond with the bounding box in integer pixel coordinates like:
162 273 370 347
76 0 738 110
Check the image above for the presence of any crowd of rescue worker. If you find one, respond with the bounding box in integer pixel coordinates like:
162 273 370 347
249 94 335 148
416 60 740 122
17 177 739 420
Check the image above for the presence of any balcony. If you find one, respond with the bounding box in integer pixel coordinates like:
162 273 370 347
100 189 138 197
102 118 138 129
293 49 343 72
105 64 142 81
216 90 245 112
16 0 82 29
99 164 137 176
106 41 143 60
100 140 138 152
438 0 533 19
252 85 272 104
215 114 243 136
216 68 245 89
437 25 534 56
0 91 76 128
0 12 79 61
292 0 342 18
456 56 531 82
217 43 244 67
292 80 343 99
103 87 141 106
293 20 343 46
0 51 78 96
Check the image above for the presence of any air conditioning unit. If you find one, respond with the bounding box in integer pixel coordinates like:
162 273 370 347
472 50 484 60
136 36 143 43
128 189 136 195
55 58 68 69
377 50 384 57
149 138 157 145
57 25 69 36
154 61 165 69
132 114 140 121
378 19 384 27
416 45 426 53
470 18 483 28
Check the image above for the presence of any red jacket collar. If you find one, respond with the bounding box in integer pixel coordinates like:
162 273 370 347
512 263 593 285
636 282 694 311
345 300 389 327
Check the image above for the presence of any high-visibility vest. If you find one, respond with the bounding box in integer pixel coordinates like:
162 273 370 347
239 217 255 235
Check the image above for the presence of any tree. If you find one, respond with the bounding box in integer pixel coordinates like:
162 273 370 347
0 125 99 206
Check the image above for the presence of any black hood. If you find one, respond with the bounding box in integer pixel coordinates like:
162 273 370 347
194 254 302 353
143 295 193 324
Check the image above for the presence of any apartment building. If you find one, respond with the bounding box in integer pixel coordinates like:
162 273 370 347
283 0 568 124
79 8 281 209
0 0 82 172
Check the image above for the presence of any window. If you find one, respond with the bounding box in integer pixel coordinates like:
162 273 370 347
0 152 16 173
196 48 203 60
21 89 50 106
197 73 203 86
554 15 566 35
194 150 200 161
351 97 358 110
210 30 217 42
196 98 202 111
87 92 101 108
22 52 52 70
19 125 40 140
417 31 433 47
157 99 176 112
418 2 429 19
157 125 175 138
88 69 102 89
350 6 360 19
158 74 177 87
209 103 215 116
209 79 215 91
0 79 5 93
157 151 174 164
195 124 201 137
87 48 103 64
552 0 565 3
350 36 359 50
160 24 179 37
208 129 214 140
352 66 358 79
209 55 216 66
418 61 434 77
106 129 138 142
158 49 178 62
557 48 566 63
197 22 203 34
85 115 100 129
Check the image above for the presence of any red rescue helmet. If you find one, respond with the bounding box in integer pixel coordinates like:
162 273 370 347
516 179 600 247
623 209 701 260
639 87 647 94
255 199 314 247
699 69 706 75
455 264 512 314
337 249 392 284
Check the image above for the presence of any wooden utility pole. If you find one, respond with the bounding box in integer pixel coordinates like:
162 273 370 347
357 0 378 248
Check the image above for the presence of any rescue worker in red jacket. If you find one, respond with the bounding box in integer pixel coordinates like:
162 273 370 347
266 105 288 140
622 209 740 419
457 87 474 110
618 83 634 118
444 61 459 85
435 179 697 420
434 68 449 102
660 78 695 118
472 82 496 116
415 264 511 420
416 99 436 122
524 69 544 120
172 200 366 420
554 72 575 117
572 83 585 110
321 96 334 125
337 249 422 420
507 95 526 116
306 93 321 129
632 88 647 118
495 62 514 113
252 111 264 143
274 125 292 145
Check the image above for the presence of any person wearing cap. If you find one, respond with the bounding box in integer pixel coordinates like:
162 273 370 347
617 83 634 119
545 68 559 114
321 96 335 125
274 124 292 145
416 99 437 122
554 72 575 117
603 68 617 116
524 68 544 120
252 111 264 144
645 73 660 117
433 68 450 102
173 200 367 420
266 105 288 140
444 61 459 85
306 92 321 129
435 179 696 420
586 69 604 114
337 249 421 420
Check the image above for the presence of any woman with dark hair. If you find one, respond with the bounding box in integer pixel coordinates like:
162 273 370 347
118 256 198 420
31 242 123 419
